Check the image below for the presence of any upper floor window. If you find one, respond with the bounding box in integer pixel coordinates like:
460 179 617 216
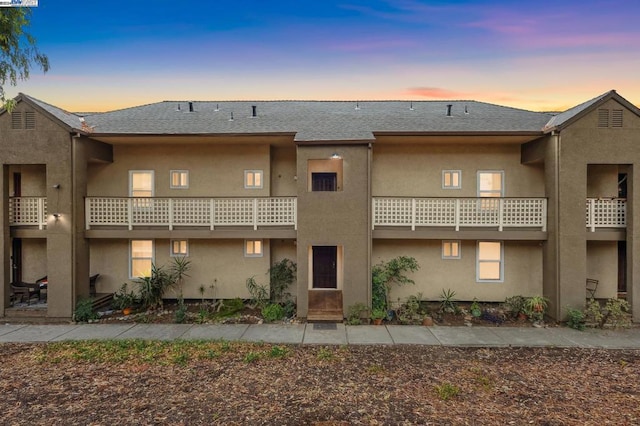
130 171 154 197
245 170 263 189
442 170 461 189
312 172 337 191
478 171 503 198
170 170 189 189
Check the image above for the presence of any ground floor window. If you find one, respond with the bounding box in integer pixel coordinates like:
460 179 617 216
131 240 154 278
442 240 461 259
477 241 503 282
245 239 263 257
171 239 189 257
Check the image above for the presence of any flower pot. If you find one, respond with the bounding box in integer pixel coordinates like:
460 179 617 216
372 318 383 325
122 307 133 316
422 316 434 326
517 312 527 321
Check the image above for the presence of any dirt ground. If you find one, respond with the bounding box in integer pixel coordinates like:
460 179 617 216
1 343 638 425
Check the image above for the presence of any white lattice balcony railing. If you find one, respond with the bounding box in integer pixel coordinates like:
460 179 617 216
586 198 626 232
373 197 547 231
9 197 48 229
85 197 297 231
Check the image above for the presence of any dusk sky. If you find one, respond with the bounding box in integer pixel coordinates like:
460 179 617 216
7 0 640 112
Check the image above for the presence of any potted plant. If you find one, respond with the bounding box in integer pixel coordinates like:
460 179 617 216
524 296 548 323
370 308 386 325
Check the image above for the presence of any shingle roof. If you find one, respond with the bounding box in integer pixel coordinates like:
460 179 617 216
85 100 553 141
20 93 85 131
542 90 614 131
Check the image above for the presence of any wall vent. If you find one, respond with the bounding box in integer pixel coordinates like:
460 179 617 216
11 112 22 129
24 111 36 129
597 109 609 127
612 109 623 127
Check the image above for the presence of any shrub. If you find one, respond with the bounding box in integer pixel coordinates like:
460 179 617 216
585 298 631 329
112 283 138 310
269 259 297 303
565 307 586 330
502 295 526 318
439 288 458 314
74 298 98 322
346 302 368 325
175 298 188 324
246 276 269 308
371 256 419 311
261 303 285 322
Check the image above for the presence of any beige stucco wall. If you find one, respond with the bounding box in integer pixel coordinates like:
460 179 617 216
90 239 270 299
8 165 47 196
270 147 297 196
20 239 47 282
373 240 543 303
296 145 371 316
587 165 619 197
586 241 618 299
372 143 545 197
87 144 271 197
551 98 640 320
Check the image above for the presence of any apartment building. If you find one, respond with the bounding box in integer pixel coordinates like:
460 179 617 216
1 90 637 321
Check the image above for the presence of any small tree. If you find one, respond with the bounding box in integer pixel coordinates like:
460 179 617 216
371 256 419 311
0 8 50 109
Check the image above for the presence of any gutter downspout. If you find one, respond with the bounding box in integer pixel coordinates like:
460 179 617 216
70 132 81 313
367 142 372 309
553 130 561 319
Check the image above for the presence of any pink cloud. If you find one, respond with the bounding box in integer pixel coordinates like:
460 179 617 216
404 87 468 99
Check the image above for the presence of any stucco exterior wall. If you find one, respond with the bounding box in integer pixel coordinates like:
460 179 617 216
270 146 297 196
373 240 543 303
372 143 545 197
296 145 371 316
87 144 271 197
587 165 619 197
8 165 46 196
90 239 270 299
586 241 618 299
20 239 47 283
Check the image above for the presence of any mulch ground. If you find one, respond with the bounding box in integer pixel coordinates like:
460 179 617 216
1 343 639 425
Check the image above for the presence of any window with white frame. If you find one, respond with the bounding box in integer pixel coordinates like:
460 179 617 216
244 239 263 257
477 171 503 197
131 240 154 278
442 240 461 259
130 170 154 197
171 239 189 257
477 241 503 282
442 170 461 189
244 170 263 189
170 170 189 189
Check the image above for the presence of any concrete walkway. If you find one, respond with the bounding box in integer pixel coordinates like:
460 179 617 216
1 323 640 348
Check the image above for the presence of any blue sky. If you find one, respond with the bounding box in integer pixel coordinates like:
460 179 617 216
7 0 640 111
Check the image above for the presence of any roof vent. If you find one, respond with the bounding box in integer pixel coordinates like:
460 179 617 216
229 112 234 121
409 101 414 111
464 105 469 114
176 103 181 112
215 104 219 112
251 105 257 117
446 104 453 117
355 101 360 110
188 102 194 113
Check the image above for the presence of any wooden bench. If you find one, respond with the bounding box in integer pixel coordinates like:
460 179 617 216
11 282 41 305
586 278 599 298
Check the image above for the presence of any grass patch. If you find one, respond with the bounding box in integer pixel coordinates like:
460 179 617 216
435 382 460 401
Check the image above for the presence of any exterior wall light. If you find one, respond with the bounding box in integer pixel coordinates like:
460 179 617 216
52 213 61 220
330 153 341 159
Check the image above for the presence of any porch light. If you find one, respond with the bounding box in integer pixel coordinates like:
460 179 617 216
52 213 61 220
330 153 341 159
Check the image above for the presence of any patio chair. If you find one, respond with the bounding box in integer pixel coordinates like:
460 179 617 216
89 274 100 296
586 278 599 298
11 282 41 305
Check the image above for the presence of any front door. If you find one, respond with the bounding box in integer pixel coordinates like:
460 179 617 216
313 246 337 288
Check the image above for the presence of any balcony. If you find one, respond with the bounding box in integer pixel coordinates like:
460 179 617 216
586 198 626 232
9 197 47 230
85 197 297 230
373 197 547 231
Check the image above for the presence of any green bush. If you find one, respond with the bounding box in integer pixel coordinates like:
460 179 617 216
346 302 368 325
371 256 419 311
74 298 98 322
565 307 586 331
261 303 285 322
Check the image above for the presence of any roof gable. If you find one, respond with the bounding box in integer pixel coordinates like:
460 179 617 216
2 93 86 133
543 90 640 132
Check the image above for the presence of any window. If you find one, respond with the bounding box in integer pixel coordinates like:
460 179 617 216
130 171 154 197
244 170 263 189
170 170 189 189
170 239 189 257
442 241 461 259
130 240 153 278
311 172 337 191
245 239 263 257
442 170 461 189
478 171 503 198
477 241 503 282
